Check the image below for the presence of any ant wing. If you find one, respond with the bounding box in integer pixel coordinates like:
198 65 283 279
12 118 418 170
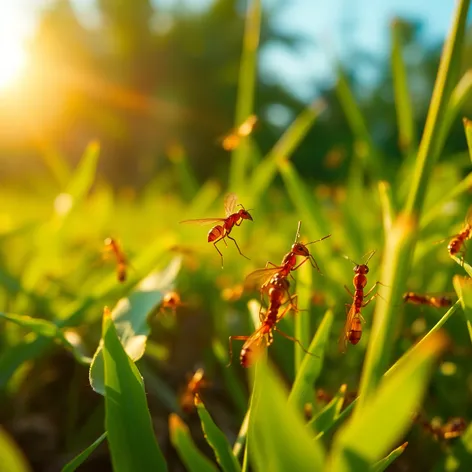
224 193 238 216
237 115 258 137
338 304 356 353
244 266 283 291
180 217 226 226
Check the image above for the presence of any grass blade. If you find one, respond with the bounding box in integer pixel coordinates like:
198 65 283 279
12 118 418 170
329 332 448 471
169 414 219 472
61 432 107 472
464 117 472 162
378 181 395 235
249 101 326 203
391 19 416 153
0 427 32 472
229 0 261 192
453 275 472 343
248 360 326 471
371 442 408 472
307 384 347 438
102 308 167 471
288 309 333 412
195 396 242 472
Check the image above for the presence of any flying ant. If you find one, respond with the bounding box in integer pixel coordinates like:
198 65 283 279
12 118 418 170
104 237 127 283
339 250 381 351
414 413 467 441
179 368 208 413
221 115 258 151
448 206 472 262
160 291 185 315
180 193 253 268
403 292 452 309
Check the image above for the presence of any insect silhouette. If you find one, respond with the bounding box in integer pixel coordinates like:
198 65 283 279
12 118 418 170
228 274 313 367
221 115 258 151
403 292 452 308
448 206 472 261
180 193 253 268
104 237 127 283
414 413 467 441
244 221 331 301
179 368 207 413
340 250 381 351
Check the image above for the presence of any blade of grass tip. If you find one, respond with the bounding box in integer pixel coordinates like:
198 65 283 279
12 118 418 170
61 432 107 472
36 141 71 187
453 276 472 343
421 172 472 229
307 384 347 439
391 18 417 154
248 100 326 205
464 117 472 162
289 309 333 412
378 181 395 236
195 396 242 472
371 442 408 472
0 426 32 472
357 0 470 412
335 67 383 179
169 414 219 472
229 0 261 193
328 332 448 472
294 257 313 371
328 301 461 437
233 411 249 459
248 360 326 472
405 0 470 216
102 308 167 472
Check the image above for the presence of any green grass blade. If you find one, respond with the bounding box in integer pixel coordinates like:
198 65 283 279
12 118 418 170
288 309 333 412
90 257 181 394
453 275 472 343
169 414 219 472
307 384 347 438
195 397 242 472
233 412 249 459
102 309 167 471
371 442 408 472
248 360 326 471
391 19 416 153
249 101 326 203
464 116 472 162
0 312 91 364
61 432 107 472
451 256 472 277
378 181 395 235
229 0 261 192
0 427 32 472
294 256 312 370
329 332 448 471
405 0 470 215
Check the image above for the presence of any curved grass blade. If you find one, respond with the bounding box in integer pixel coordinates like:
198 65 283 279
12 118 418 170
378 181 395 235
169 414 218 472
0 427 32 472
195 396 241 472
451 256 472 277
248 360 325 472
371 442 408 472
102 308 167 472
328 332 448 471
465 117 472 162
0 312 91 364
288 309 333 412
453 275 472 343
90 257 181 394
294 258 312 371
307 384 347 439
61 432 107 472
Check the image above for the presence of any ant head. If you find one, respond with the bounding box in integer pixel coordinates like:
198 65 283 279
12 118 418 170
344 250 376 271
291 242 310 257
402 292 410 302
238 204 253 221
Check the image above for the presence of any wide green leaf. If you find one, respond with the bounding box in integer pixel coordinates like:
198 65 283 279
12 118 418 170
90 256 181 394
102 308 167 471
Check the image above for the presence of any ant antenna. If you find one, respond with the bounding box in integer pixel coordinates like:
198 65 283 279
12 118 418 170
305 234 332 246
342 254 358 266
363 250 376 265
295 221 302 243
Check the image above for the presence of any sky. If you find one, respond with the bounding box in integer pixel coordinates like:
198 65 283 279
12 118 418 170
0 0 464 100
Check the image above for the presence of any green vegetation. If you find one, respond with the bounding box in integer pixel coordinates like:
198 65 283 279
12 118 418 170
1 0 472 471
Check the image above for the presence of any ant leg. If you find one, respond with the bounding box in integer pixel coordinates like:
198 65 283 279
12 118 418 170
227 234 250 260
265 261 278 269
275 328 319 358
365 281 387 297
213 242 224 268
344 285 354 297
292 257 309 271
227 335 249 367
